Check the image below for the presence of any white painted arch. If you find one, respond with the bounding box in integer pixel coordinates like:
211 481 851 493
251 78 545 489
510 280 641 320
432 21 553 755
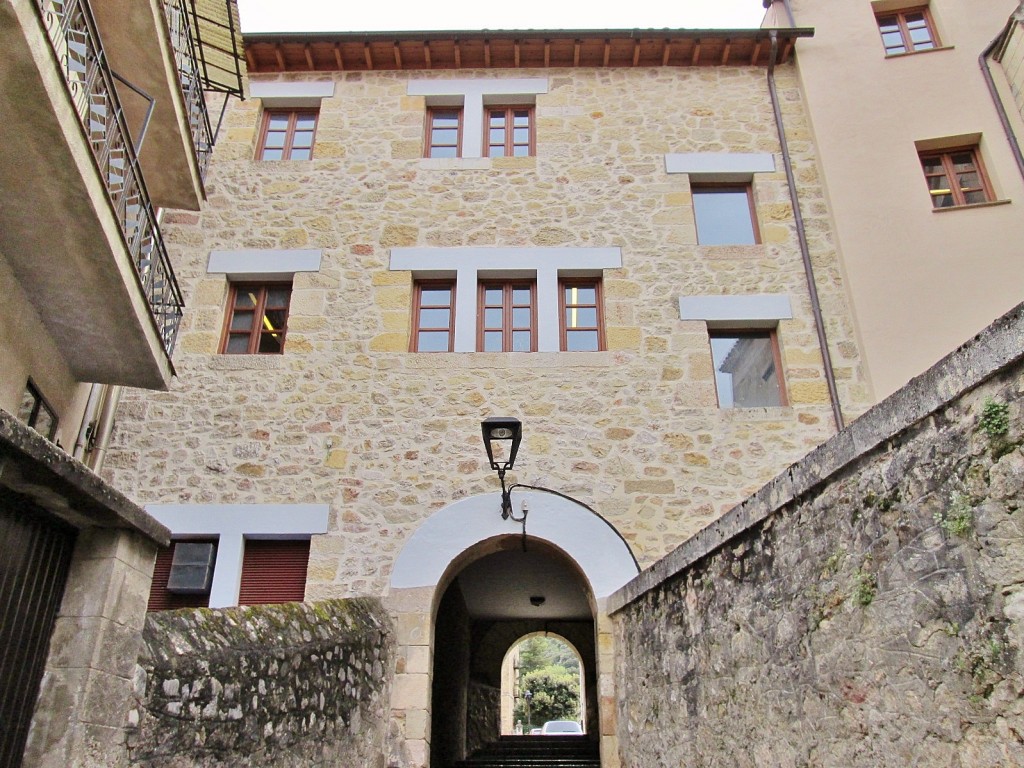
389 491 639 599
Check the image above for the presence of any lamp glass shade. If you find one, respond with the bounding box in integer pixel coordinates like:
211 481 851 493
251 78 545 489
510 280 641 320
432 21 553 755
481 417 522 471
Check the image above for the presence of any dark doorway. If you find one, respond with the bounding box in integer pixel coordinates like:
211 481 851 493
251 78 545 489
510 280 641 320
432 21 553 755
429 537 598 767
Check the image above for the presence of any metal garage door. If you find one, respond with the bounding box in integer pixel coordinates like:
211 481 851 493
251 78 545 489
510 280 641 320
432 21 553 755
0 488 76 768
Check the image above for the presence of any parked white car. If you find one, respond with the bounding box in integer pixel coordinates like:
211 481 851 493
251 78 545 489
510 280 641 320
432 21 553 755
540 720 583 735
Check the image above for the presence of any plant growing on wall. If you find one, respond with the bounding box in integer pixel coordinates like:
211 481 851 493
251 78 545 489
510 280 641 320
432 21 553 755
979 398 1010 439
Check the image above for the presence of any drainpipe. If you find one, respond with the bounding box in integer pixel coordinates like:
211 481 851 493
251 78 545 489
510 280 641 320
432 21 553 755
72 383 103 460
90 385 123 474
979 21 1024 185
767 30 845 432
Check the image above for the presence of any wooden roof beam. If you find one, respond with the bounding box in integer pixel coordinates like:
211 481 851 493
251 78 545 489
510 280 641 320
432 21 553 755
691 39 701 66
274 44 284 71
454 40 461 68
304 43 314 71
603 39 610 67
782 38 794 62
544 40 550 67
364 42 373 70
514 40 520 67
423 41 432 68
334 42 344 70
573 40 580 66
751 40 762 65
721 40 731 65
393 42 402 69
632 39 640 66
662 39 671 65
245 47 256 71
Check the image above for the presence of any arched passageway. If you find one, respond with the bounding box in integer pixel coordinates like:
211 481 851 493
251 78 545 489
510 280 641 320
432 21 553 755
387 490 638 768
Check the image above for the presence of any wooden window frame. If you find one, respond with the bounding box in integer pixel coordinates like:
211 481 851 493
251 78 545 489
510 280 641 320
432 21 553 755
691 183 761 245
918 145 994 209
257 109 319 161
411 279 457 352
708 328 788 408
559 278 605 351
483 105 536 158
875 6 939 56
477 280 538 352
17 379 58 440
220 282 292 355
425 107 464 158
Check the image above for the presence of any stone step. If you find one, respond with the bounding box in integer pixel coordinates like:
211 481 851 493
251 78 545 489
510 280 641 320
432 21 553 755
451 735 600 767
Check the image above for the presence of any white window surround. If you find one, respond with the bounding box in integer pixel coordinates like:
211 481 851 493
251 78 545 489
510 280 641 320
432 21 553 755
679 294 793 329
390 246 622 352
409 78 548 159
250 81 335 108
208 249 322 280
146 504 330 608
665 152 776 182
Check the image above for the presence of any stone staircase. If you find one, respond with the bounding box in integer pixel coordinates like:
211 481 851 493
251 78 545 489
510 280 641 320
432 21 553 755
450 735 600 767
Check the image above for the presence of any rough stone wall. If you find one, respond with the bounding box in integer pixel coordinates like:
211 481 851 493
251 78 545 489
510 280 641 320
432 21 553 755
104 62 871 591
612 305 1024 767
466 681 500 757
126 598 392 767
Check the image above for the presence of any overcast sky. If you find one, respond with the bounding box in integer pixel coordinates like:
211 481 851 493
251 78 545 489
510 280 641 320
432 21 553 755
237 0 768 34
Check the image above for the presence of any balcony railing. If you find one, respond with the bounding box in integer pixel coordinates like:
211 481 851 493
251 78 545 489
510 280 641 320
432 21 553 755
35 0 185 358
164 0 214 179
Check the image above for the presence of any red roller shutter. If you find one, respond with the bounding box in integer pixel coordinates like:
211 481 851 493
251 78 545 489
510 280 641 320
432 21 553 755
147 541 214 612
238 539 310 606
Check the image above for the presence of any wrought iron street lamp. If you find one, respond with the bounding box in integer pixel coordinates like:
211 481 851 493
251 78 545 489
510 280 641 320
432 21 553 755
481 416 522 519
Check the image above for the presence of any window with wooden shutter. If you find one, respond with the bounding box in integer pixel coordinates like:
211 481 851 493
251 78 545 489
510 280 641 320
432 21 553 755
238 539 311 605
147 540 216 611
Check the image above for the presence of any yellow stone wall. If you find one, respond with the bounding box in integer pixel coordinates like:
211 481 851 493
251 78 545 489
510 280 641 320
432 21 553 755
107 63 871 590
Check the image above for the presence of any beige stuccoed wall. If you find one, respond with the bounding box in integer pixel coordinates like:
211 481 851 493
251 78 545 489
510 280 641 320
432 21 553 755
787 0 1024 400
105 62 871 766
0 253 90 450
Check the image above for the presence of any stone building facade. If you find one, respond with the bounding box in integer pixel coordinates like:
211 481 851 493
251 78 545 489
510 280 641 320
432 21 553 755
101 26 874 766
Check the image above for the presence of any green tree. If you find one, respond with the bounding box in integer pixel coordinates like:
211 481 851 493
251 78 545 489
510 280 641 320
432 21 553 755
514 665 580 729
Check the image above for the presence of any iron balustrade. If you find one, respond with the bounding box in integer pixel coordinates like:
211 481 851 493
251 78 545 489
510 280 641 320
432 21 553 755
35 0 185 358
164 0 214 179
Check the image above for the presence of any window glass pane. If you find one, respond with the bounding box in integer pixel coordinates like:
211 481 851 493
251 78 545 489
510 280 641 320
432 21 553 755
16 388 36 425
565 307 598 328
226 335 250 353
33 406 56 440
693 188 756 245
512 331 532 352
432 114 460 127
909 30 933 47
565 286 596 304
290 148 311 160
566 330 599 351
512 287 532 304
418 331 450 352
512 145 529 157
490 114 506 127
264 309 287 331
513 127 530 144
881 32 906 52
420 288 451 306
711 334 781 408
513 112 530 125
295 115 317 130
292 132 314 149
419 308 451 327
963 189 987 204
484 308 503 328
490 128 506 143
876 16 899 32
930 192 954 208
920 157 944 174
430 145 458 159
956 171 980 190
484 331 503 351
235 290 257 309
484 288 503 304
950 153 976 171
230 310 254 331
267 288 290 306
512 307 531 327
263 132 286 148
490 145 506 157
431 128 458 145
258 333 283 354
267 114 289 129
261 148 283 161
